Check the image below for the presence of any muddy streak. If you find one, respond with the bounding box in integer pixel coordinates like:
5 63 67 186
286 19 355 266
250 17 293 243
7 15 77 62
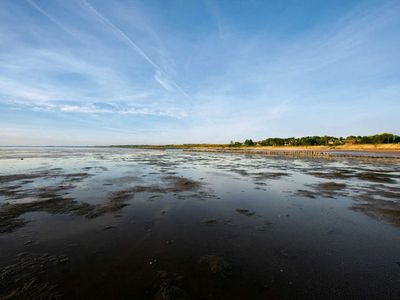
0 172 54 184
351 193 400 226
0 198 94 233
0 174 205 233
296 182 348 199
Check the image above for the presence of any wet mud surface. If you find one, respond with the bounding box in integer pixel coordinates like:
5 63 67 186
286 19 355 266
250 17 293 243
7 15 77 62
0 147 400 299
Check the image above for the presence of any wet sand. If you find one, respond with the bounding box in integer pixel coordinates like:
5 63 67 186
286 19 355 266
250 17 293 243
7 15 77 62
0 147 399 299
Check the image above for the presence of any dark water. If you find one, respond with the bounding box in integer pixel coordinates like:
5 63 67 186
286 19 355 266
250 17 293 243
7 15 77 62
0 147 399 299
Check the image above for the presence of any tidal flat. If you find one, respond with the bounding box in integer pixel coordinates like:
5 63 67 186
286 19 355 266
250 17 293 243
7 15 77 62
0 147 399 299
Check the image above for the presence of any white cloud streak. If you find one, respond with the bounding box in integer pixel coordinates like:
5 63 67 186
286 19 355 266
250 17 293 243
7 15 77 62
80 0 191 101
11 100 188 118
26 0 77 38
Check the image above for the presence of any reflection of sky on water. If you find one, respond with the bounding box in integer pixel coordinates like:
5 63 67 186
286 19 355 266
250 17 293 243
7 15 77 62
0 147 399 299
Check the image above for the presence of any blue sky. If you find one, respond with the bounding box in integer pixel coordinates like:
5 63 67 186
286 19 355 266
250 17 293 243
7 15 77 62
0 0 399 145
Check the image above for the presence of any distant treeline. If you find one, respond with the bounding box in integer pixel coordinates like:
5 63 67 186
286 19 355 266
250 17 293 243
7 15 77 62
231 133 400 147
110 133 400 149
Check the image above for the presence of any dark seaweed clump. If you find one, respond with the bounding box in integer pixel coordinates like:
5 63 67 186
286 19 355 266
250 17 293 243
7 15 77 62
0 252 69 299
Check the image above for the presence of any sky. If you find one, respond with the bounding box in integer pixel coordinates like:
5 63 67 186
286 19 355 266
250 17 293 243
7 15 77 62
0 0 399 145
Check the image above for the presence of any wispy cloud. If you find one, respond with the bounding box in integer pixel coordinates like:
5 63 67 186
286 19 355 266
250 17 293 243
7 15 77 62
26 0 77 38
10 100 187 118
80 0 159 69
154 70 174 92
80 0 190 100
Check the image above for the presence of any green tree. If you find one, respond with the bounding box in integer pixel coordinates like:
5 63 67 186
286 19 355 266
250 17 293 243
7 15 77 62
244 139 255 146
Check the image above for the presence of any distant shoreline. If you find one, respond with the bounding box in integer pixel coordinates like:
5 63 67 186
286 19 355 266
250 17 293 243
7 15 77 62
210 144 400 152
1 144 399 159
112 144 400 159
112 143 400 151
187 146 400 161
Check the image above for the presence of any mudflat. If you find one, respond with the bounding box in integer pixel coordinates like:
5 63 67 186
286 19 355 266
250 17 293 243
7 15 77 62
0 147 399 299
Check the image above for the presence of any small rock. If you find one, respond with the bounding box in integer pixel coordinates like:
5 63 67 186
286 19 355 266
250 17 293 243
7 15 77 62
157 270 169 279
201 218 217 224
58 256 69 263
149 259 158 266
103 225 115 230
198 255 232 277
236 208 255 216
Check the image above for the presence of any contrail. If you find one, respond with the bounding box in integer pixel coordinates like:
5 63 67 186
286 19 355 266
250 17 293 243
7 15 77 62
81 0 191 100
26 0 77 38
80 0 158 69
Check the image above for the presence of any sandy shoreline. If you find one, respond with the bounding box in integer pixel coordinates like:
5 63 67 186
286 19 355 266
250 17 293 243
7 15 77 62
183 145 400 159
190 144 400 152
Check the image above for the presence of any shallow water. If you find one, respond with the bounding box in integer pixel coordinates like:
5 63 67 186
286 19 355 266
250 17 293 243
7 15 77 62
0 147 399 299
